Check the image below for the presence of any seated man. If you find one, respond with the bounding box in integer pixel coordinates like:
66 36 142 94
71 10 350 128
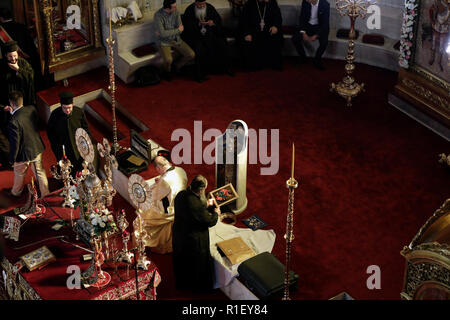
142 156 187 254
154 0 197 81
291 0 330 70
182 0 234 79
239 0 283 71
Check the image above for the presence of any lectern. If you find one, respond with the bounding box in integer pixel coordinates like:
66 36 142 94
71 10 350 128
215 120 248 215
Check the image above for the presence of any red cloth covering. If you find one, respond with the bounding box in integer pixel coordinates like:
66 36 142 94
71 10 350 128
281 26 296 35
336 28 360 40
0 26 12 42
362 34 385 46
0 191 161 300
132 43 158 58
54 29 89 53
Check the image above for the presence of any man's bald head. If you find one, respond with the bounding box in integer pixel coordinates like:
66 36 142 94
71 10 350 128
154 156 171 174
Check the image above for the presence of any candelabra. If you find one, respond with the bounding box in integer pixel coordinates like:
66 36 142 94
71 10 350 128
283 143 298 300
50 148 75 208
330 0 373 106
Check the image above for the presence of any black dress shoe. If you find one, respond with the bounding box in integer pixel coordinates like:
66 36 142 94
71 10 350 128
162 72 172 82
225 68 235 77
313 59 325 70
271 63 283 71
0 164 13 171
2 188 21 198
194 75 209 83
297 57 307 65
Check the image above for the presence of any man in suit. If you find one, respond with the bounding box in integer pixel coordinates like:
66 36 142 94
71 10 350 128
4 91 49 198
47 91 97 175
0 41 35 169
292 0 330 70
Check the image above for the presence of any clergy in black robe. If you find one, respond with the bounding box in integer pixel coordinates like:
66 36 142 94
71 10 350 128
181 0 233 78
47 91 97 175
0 41 35 168
239 0 283 71
0 8 42 89
172 175 220 292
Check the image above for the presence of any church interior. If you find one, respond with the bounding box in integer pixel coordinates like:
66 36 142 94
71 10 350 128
0 0 449 302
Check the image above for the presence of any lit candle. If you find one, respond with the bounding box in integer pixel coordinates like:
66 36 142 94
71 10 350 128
109 8 112 40
62 144 66 157
291 143 295 179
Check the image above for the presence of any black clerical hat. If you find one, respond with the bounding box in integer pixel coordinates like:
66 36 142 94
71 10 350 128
59 91 74 105
2 41 18 53
195 0 206 2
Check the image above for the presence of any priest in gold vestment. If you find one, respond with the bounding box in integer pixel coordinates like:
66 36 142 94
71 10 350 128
142 156 187 253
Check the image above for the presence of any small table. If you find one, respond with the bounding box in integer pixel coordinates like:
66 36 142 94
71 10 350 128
209 220 276 300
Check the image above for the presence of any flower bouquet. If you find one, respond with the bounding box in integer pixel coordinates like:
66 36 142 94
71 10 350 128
87 208 118 236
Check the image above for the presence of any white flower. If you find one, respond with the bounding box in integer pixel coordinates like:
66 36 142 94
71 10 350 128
68 186 79 200
90 214 106 228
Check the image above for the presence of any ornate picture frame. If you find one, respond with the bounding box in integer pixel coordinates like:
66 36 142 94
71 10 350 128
209 183 239 208
410 0 449 90
396 0 449 127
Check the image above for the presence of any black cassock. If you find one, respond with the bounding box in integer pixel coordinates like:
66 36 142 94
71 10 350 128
172 189 218 292
0 58 35 167
182 3 232 76
0 21 41 79
239 0 283 70
47 106 98 175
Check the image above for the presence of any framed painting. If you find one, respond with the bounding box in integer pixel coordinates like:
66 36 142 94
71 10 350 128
412 0 449 88
395 0 449 126
209 183 239 208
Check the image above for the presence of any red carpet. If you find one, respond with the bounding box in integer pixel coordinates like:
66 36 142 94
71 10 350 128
2 57 449 300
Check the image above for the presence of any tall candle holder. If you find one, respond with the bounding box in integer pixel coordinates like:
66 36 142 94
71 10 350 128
283 143 298 300
128 174 152 270
107 8 122 155
330 0 374 106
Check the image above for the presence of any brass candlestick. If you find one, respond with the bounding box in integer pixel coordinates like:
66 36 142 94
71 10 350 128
116 209 133 264
107 9 121 155
330 0 373 107
283 143 298 300
134 208 151 270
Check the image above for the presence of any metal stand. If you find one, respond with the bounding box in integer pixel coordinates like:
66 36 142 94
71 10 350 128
330 0 373 106
131 248 140 300
282 177 298 300
106 35 122 155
